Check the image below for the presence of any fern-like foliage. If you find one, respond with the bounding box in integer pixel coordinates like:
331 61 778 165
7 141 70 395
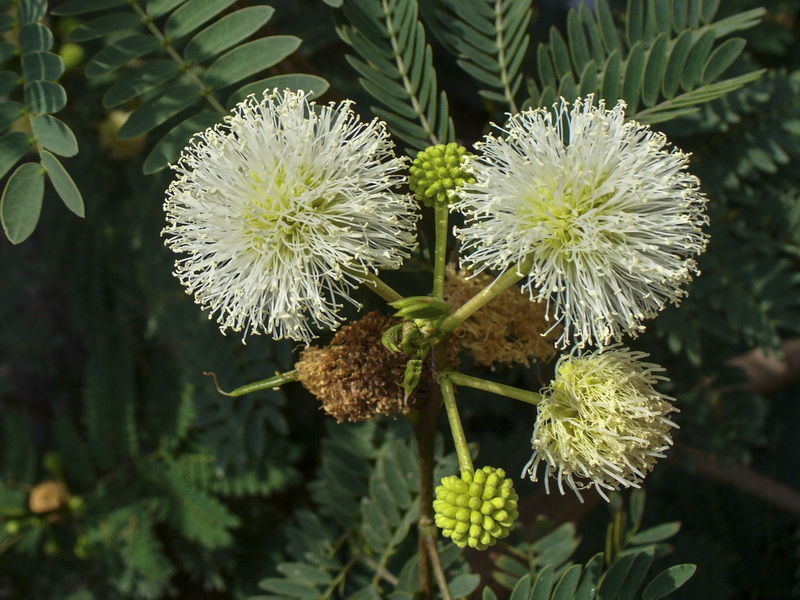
439 0 533 113
255 422 472 599
53 0 328 174
0 0 84 244
486 490 695 600
527 0 765 123
651 71 800 365
335 0 455 152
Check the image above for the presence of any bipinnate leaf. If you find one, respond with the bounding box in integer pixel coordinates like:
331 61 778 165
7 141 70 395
1 162 43 244
442 0 532 112
338 0 455 151
528 0 765 124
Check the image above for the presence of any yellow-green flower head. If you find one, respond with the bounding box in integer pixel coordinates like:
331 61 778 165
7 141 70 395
409 143 476 206
163 89 419 344
523 347 678 502
453 96 708 349
433 466 519 550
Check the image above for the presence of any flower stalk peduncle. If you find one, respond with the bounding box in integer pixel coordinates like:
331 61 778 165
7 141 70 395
433 200 449 300
446 372 544 405
439 377 473 474
361 273 404 304
440 255 534 334
205 370 298 397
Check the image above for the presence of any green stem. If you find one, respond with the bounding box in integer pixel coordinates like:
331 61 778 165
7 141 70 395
439 377 473 474
439 255 533 334
446 372 544 405
205 370 298 397
432 201 449 299
361 273 403 303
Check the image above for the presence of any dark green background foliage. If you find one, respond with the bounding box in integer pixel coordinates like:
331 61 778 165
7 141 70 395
0 0 798 598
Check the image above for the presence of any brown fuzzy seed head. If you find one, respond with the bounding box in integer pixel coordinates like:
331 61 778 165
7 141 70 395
296 312 440 421
444 266 561 368
29 481 70 515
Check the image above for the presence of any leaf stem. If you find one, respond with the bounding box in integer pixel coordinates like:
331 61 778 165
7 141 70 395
204 370 298 397
130 1 228 115
439 255 533 334
439 377 473 474
446 372 544 405
432 200 449 299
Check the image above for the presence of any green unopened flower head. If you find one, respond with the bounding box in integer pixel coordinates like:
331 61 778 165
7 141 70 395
523 347 678 502
433 466 519 550
409 143 475 206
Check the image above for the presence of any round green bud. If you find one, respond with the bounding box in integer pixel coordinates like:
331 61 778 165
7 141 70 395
409 143 475 207
433 466 519 551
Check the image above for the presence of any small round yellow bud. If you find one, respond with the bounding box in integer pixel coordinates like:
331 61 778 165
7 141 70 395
409 143 475 207
433 466 519 550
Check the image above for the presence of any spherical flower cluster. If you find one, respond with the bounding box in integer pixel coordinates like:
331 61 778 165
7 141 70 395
453 96 708 349
163 89 419 343
409 142 475 206
295 311 431 421
434 466 519 550
523 347 678 501
444 265 560 368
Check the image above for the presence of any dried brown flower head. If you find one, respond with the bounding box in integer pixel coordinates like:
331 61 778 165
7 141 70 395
444 265 560 368
297 311 440 421
29 480 70 515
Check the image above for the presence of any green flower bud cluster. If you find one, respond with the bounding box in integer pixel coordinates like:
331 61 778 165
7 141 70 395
409 143 475 207
433 466 519 550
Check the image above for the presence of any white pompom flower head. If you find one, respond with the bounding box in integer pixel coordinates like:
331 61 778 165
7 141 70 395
523 346 678 502
453 95 708 349
163 89 419 343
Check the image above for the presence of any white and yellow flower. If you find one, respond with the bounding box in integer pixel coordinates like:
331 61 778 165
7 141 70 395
523 347 678 501
453 96 708 348
163 89 418 343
